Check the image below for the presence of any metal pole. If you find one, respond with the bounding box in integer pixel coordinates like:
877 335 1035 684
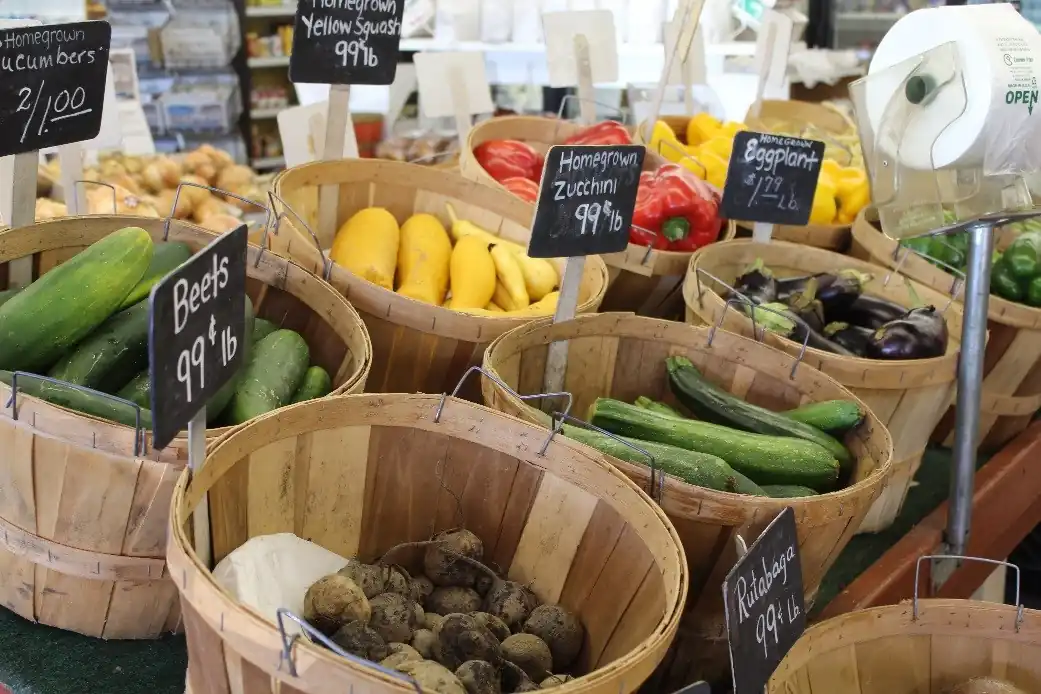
946 222 993 556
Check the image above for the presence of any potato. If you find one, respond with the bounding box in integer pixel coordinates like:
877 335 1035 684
428 587 482 616
155 188 193 220
456 660 500 694
540 675 574 689
369 592 420 643
200 213 243 233
217 164 253 192
501 634 552 682
946 678 1028 694
433 613 501 670
484 581 539 631
380 642 423 670
470 612 510 642
523 605 584 670
424 529 485 587
412 628 438 659
397 660 467 694
337 560 385 598
330 620 388 661
178 175 211 206
303 574 371 635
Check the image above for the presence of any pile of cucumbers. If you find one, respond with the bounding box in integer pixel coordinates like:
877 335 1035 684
562 356 865 499
0 226 332 435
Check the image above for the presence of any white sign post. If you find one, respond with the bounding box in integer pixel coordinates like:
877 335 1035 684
278 101 359 169
414 51 494 152
540 10 620 397
663 5 708 114
640 0 706 142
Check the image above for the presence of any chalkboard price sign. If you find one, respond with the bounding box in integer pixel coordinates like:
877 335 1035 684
148 226 248 450
722 507 805 694
290 0 406 86
0 21 111 156
528 144 645 259
720 131 825 227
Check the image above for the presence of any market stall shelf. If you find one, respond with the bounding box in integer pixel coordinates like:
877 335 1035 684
851 209 1041 450
684 240 962 533
480 313 893 687
271 159 607 398
461 115 725 319
0 215 371 639
771 597 1041 692
167 393 687 694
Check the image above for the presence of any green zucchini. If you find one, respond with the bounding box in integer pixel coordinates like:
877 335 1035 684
762 485 819 498
48 300 151 393
0 370 152 430
589 398 839 491
117 371 151 409
206 295 255 424
118 241 193 310
562 423 764 495
225 329 310 424
666 356 851 467
0 226 153 372
634 396 685 419
252 318 278 344
782 400 864 435
0 288 22 308
291 366 332 404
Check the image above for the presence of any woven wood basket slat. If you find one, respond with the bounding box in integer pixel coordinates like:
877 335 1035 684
167 393 688 694
683 239 961 534
480 312 894 688
0 215 371 639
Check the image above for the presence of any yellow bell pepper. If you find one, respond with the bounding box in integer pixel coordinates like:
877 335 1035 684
701 136 733 160
678 146 709 179
809 187 838 226
816 170 838 198
686 112 721 147
820 158 842 181
646 119 686 163
718 121 747 138
836 166 870 223
697 150 729 190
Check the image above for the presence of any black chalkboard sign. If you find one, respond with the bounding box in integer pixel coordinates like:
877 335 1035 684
722 507 805 694
0 21 111 157
527 144 645 259
289 0 406 85
148 226 248 450
720 131 825 227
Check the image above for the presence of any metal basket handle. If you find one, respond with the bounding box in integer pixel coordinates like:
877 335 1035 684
435 366 573 456
552 410 665 504
5 371 146 456
267 190 332 281
275 608 422 690
888 242 966 313
163 182 272 243
913 555 1023 631
655 137 708 181
74 180 117 214
406 149 458 166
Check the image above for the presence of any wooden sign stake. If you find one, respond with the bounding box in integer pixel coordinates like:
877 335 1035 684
5 151 37 286
750 22 778 243
188 408 211 568
318 83 352 244
448 66 472 152
640 0 705 143
59 142 88 215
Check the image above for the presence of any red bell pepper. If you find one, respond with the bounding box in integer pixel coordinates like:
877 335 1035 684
501 176 540 204
629 164 723 252
630 171 668 249
473 140 544 182
564 121 633 146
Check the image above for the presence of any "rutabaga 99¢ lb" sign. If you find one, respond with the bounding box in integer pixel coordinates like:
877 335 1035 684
528 144 645 258
290 0 406 86
148 225 247 449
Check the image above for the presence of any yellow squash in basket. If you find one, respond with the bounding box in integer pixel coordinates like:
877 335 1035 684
395 213 453 305
447 236 496 310
490 245 529 310
330 207 400 290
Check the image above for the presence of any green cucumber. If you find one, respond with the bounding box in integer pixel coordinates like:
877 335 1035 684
118 371 151 409
762 485 819 498
634 396 685 419
205 295 255 424
0 370 152 430
252 318 277 343
0 288 22 308
291 366 332 404
0 226 154 372
225 329 309 424
48 300 151 393
782 400 864 435
562 423 764 495
118 241 193 310
589 398 839 491
666 356 851 467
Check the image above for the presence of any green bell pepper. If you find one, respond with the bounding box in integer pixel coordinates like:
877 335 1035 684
1002 231 1041 281
1027 276 1041 307
992 259 1025 302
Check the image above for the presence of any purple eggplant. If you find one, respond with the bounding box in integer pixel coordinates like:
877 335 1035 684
865 306 949 360
778 269 872 318
752 301 855 356
823 322 873 356
728 258 778 305
785 277 826 333
841 294 908 329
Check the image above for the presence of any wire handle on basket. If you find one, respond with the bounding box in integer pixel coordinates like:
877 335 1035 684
705 292 810 380
913 555 1024 631
163 182 273 243
73 180 117 214
4 371 146 456
555 94 627 125
274 608 423 690
267 190 332 281
435 365 573 456
887 243 966 313
551 410 665 504
655 137 708 181
407 149 458 166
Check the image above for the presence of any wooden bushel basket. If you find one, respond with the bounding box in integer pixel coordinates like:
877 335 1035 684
850 208 1041 450
770 562 1041 692
0 215 371 639
461 115 735 319
167 392 687 694
684 240 962 534
480 313 893 688
270 159 608 398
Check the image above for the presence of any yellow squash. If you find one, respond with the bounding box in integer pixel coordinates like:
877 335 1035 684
447 236 496 310
518 291 560 316
395 213 453 305
509 251 558 301
492 282 519 312
445 203 525 252
490 245 529 310
330 207 400 290
485 301 504 312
